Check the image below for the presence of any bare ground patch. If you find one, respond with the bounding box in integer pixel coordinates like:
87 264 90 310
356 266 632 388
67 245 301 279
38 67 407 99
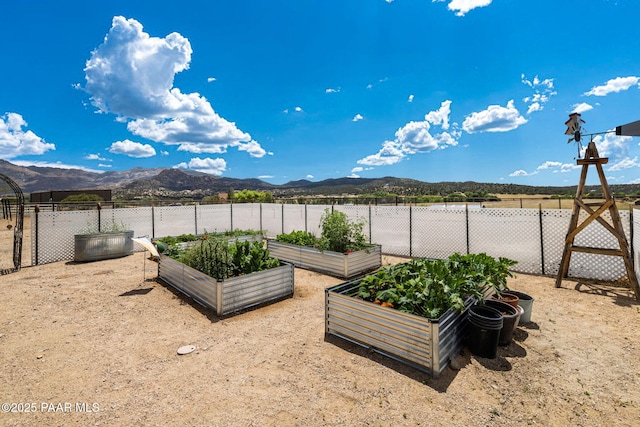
1 252 640 426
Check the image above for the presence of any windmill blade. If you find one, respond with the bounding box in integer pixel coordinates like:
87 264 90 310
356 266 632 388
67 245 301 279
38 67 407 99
616 120 640 136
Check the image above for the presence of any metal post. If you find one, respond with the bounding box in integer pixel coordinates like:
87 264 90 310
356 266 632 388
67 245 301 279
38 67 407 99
539 203 546 275
34 205 39 266
630 205 635 270
97 202 102 233
409 204 413 257
368 204 372 244
465 203 470 255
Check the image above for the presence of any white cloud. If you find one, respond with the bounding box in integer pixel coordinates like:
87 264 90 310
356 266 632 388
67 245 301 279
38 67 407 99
176 143 227 154
161 150 169 156
108 139 156 158
237 140 267 157
366 77 388 90
425 100 451 130
509 169 538 177
294 106 303 112
572 102 593 114
526 103 542 115
408 94 414 103
351 167 363 173
258 175 274 179
353 114 364 122
347 173 360 178
0 113 56 159
175 157 226 175
325 88 340 93
434 0 493 17
462 100 527 133
584 76 640 96
207 77 216 82
85 153 108 161
306 174 314 179
536 161 578 173
358 140 406 166
83 16 266 158
98 163 112 168
10 160 102 173
537 161 562 170
358 100 458 166
521 74 556 114
560 164 579 173
593 131 632 158
608 156 640 171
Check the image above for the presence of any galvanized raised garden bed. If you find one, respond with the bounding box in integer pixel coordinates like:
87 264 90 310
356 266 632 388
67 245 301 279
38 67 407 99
158 254 294 316
74 230 134 262
325 279 474 377
266 240 382 279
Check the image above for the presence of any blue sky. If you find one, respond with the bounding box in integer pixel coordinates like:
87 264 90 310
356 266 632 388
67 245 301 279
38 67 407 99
1 0 639 187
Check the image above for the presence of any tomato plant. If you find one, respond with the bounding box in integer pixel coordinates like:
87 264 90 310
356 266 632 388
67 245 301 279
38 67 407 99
276 208 369 253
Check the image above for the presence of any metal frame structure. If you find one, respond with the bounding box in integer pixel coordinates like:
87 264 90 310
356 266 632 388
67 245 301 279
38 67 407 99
0 173 25 275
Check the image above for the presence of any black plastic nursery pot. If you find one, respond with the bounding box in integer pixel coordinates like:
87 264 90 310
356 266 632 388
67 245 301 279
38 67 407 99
467 305 503 358
485 299 520 346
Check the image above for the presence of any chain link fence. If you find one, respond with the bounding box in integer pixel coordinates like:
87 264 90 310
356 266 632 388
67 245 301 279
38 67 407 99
28 203 635 281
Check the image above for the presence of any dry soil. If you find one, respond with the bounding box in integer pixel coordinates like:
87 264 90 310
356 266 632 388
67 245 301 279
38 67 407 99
1 227 640 426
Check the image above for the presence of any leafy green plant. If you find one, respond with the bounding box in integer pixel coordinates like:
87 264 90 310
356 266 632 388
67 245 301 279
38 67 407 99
228 240 280 276
356 253 517 319
276 209 369 254
275 230 318 247
316 209 368 253
170 239 279 280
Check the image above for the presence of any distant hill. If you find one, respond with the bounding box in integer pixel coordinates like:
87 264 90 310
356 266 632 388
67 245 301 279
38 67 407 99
2 158 640 199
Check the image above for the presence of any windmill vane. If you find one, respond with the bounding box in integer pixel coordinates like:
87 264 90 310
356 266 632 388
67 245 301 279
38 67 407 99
565 113 585 157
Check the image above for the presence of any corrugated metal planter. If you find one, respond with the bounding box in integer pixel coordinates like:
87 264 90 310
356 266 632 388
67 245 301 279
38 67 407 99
266 240 382 278
325 279 475 377
74 230 134 262
158 254 294 316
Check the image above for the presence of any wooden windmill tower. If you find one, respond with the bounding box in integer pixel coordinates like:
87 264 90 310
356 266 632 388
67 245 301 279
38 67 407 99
555 114 640 301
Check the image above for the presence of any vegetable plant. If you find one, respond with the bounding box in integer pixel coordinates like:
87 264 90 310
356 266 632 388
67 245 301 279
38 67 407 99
165 238 280 280
276 209 369 253
275 230 318 247
356 253 517 319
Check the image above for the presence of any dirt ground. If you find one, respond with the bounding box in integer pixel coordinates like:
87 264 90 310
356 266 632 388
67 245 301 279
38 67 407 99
1 227 640 426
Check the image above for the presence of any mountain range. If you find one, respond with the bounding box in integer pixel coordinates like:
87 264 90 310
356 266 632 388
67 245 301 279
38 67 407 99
1 159 638 199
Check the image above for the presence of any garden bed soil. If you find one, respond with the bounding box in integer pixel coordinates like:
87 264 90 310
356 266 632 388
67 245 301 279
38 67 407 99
1 248 640 425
